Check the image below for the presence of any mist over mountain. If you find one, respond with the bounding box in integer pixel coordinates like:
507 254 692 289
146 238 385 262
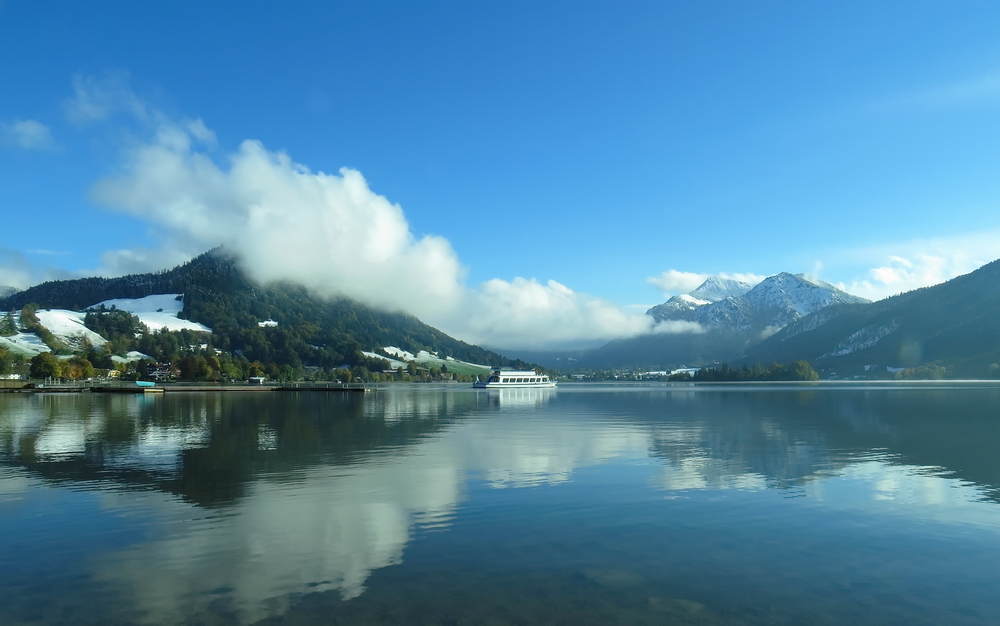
0 248 531 374
583 273 868 369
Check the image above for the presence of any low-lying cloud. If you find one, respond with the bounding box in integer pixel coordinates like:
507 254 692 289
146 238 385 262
93 134 468 319
444 277 701 350
84 79 682 350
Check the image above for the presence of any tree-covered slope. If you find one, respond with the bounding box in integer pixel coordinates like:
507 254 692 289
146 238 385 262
0 249 529 372
745 259 1000 375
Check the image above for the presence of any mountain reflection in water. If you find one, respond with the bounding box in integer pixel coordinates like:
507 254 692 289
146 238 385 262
2 383 1000 625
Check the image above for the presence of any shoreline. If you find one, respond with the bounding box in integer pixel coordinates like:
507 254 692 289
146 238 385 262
0 383 377 394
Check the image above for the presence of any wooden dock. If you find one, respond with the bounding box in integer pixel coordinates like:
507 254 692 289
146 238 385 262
274 383 375 392
1 382 378 394
90 386 164 394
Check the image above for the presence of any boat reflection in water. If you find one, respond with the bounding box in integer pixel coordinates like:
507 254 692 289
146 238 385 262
480 385 557 410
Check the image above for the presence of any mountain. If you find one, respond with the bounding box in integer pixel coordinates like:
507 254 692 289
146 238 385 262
651 273 868 333
583 273 868 369
0 248 530 375
0 286 18 300
646 276 752 321
745 259 1000 377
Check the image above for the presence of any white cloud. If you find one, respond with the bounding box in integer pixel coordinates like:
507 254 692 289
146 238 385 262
834 231 1000 301
646 269 765 296
0 248 75 291
646 269 706 294
84 100 669 349
93 131 468 318
65 71 151 124
2 119 55 150
436 277 694 350
57 73 707 350
99 246 195 277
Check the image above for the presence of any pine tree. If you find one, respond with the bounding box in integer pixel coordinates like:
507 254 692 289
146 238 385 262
0 311 17 337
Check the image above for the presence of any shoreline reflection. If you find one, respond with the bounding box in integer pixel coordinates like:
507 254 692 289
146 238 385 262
2 386 1000 624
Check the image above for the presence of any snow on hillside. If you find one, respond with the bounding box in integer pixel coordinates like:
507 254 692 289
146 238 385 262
36 309 108 350
0 332 49 357
362 351 408 369
0 309 108 356
688 276 753 302
0 299 203 359
678 294 711 306
369 346 491 375
111 351 154 364
742 273 861 317
647 276 751 322
382 346 416 361
91 294 212 333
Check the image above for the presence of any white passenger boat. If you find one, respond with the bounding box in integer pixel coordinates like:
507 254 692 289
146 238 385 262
473 369 556 388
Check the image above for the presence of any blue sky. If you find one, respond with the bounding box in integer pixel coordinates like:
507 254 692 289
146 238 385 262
4 1 1000 349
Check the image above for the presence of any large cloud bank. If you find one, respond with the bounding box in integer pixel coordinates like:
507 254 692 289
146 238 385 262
87 94 676 349
93 130 466 318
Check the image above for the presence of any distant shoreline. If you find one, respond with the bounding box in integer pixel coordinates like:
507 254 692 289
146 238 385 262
5 378 1000 395
0 382 377 394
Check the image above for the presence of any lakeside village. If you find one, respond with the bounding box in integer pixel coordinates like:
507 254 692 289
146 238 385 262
0 301 975 388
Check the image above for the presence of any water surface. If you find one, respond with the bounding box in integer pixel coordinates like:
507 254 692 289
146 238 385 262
2 383 1000 624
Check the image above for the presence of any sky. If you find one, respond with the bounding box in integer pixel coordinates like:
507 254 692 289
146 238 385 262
4 1 1000 350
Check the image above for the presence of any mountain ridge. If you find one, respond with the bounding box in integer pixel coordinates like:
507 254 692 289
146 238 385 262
585 272 869 369
0 248 531 376
745 259 1000 376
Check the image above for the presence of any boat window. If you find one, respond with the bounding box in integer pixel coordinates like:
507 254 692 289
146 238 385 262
531 378 537 383
517 378 524 383
502 378 509 383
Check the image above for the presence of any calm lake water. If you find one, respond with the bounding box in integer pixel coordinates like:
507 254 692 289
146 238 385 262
3 383 1000 625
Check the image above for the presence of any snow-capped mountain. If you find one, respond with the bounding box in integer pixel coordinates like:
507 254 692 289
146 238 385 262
647 276 753 321
648 273 868 335
744 257 1000 374
690 276 754 302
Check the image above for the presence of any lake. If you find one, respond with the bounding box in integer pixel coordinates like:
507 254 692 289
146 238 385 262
2 383 1000 625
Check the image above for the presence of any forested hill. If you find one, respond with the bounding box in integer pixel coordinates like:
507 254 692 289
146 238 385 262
0 248 529 373
744 258 1000 377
